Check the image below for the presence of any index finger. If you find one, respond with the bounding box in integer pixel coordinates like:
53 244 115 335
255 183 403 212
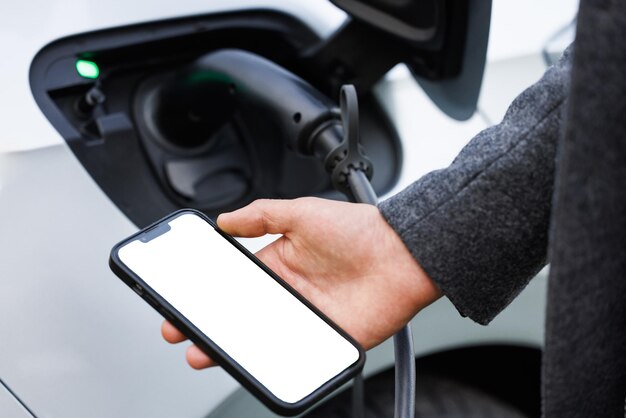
217 199 298 237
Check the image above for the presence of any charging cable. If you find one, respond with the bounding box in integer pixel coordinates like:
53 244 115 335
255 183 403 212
330 85 416 418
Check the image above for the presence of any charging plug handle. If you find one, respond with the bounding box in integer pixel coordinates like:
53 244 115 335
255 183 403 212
170 49 340 156
322 86 373 198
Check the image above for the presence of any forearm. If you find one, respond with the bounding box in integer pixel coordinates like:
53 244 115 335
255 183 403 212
379 46 573 324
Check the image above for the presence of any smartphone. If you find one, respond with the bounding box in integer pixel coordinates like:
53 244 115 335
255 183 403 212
109 209 365 416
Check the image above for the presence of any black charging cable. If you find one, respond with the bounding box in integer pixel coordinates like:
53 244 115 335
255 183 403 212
321 85 416 418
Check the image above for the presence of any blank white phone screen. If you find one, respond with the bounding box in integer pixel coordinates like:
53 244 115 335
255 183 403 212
118 213 360 404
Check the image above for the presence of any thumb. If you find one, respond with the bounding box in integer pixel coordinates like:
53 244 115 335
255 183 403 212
217 199 298 237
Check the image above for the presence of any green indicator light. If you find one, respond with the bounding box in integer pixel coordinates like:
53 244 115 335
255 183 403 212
76 59 100 79
186 70 232 85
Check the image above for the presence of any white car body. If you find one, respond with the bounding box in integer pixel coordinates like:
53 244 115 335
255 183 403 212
0 1 577 417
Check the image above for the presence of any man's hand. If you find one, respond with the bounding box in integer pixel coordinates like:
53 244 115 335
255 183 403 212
161 197 441 369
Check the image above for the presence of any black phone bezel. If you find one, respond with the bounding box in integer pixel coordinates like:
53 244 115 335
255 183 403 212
109 208 366 416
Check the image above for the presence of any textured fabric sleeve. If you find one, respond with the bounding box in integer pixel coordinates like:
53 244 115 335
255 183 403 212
378 47 573 325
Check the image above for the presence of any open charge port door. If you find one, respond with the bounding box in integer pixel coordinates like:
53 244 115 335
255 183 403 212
30 10 407 227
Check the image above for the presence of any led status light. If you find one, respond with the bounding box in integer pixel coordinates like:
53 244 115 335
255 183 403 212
76 59 100 79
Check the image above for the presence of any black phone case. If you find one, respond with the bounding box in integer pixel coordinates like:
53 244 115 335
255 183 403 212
109 208 365 416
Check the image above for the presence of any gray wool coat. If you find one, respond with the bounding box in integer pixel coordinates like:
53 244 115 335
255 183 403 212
379 0 626 416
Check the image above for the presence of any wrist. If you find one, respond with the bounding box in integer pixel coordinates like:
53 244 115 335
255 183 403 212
377 210 442 316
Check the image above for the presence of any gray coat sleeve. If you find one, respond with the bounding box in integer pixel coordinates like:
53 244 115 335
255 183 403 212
378 47 573 325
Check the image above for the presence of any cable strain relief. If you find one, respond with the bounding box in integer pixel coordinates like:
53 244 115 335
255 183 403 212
295 110 342 156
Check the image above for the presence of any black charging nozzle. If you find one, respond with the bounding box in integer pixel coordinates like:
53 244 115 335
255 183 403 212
320 85 375 203
153 49 373 202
